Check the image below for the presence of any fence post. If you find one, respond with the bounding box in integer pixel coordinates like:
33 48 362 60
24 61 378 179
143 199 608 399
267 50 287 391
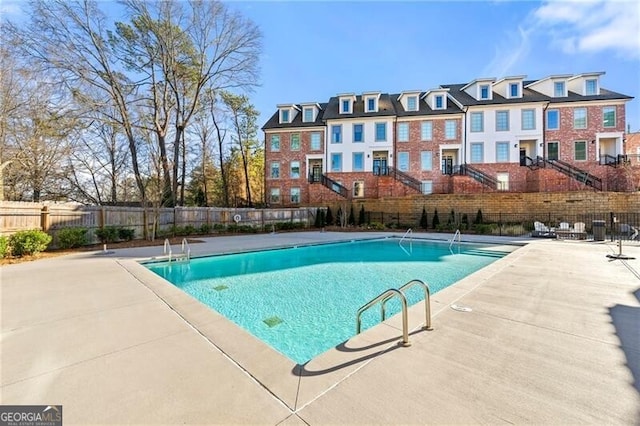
499 212 502 236
40 206 50 232
99 206 106 229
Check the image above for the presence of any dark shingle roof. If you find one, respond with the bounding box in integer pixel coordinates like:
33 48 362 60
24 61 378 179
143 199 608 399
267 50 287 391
321 94 395 120
261 103 327 130
390 92 463 117
442 82 633 106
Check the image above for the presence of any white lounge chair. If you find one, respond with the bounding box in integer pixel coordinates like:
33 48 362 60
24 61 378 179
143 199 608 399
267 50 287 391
533 221 555 238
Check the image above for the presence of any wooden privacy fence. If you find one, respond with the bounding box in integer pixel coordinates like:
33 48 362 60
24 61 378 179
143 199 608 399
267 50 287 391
0 202 318 242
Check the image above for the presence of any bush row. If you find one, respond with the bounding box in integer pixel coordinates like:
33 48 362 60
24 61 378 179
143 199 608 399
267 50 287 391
0 230 52 258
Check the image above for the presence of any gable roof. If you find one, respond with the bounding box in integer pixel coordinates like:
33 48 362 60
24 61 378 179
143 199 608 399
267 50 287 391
321 94 395 120
390 92 463 117
261 103 327 130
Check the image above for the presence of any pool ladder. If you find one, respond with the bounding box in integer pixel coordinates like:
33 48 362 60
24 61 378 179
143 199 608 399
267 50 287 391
449 229 461 254
399 228 413 255
162 238 191 263
356 279 432 347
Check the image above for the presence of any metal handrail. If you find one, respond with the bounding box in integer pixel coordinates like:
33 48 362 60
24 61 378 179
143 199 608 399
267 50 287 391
181 238 191 261
449 229 460 253
163 238 172 262
381 279 433 331
356 288 410 347
399 228 413 254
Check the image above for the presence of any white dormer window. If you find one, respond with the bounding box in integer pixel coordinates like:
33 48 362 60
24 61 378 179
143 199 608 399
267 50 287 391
407 96 418 111
435 95 444 109
554 81 566 97
366 97 377 112
280 109 290 123
509 83 519 98
585 79 598 96
303 107 313 123
480 84 490 100
341 99 351 114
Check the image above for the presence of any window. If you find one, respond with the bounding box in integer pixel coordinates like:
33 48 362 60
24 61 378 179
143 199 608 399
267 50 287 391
367 98 376 112
445 120 456 139
497 173 509 191
470 112 484 132
290 134 300 150
280 109 289 123
330 153 342 172
353 181 364 198
310 132 321 150
270 135 280 151
574 140 587 161
341 99 350 113
421 181 433 195
397 152 409 171
470 143 484 163
496 111 509 131
547 141 559 160
270 188 280 204
290 188 300 204
353 124 363 143
303 107 313 123
554 81 565 97
510 83 519 98
522 109 535 130
585 79 597 95
420 151 433 171
270 162 280 178
397 123 409 142
603 106 616 127
353 152 364 171
573 108 587 129
547 109 559 130
496 142 509 162
435 95 444 109
421 121 432 140
375 122 386 141
331 125 342 143
480 84 490 100
290 161 300 178
407 96 418 111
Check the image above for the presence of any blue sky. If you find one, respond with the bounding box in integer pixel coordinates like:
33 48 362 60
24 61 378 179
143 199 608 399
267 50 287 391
232 0 639 133
3 0 638 133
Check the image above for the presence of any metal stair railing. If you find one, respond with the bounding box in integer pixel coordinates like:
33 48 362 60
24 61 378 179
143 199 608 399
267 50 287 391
310 173 349 198
542 157 602 190
459 164 498 189
356 288 411 347
380 279 433 331
387 166 423 193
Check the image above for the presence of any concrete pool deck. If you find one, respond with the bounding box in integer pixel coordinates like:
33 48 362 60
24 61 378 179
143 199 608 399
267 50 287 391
1 231 639 424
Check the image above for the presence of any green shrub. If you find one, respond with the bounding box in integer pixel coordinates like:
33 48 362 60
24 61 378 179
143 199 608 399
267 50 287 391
358 205 366 226
348 206 355 226
474 209 484 225
9 229 52 256
419 207 428 230
95 226 119 243
368 222 385 230
199 224 212 234
325 206 334 226
118 228 135 241
57 228 88 249
432 209 440 228
183 225 196 236
0 236 9 258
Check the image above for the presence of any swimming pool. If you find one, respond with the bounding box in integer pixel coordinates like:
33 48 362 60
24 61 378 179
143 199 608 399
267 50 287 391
146 238 511 364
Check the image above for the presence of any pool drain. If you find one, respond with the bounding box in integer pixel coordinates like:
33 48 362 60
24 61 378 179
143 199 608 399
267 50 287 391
213 285 228 291
450 304 473 312
263 316 283 327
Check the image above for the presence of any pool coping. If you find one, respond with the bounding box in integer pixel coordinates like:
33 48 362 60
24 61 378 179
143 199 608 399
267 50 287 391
120 234 527 411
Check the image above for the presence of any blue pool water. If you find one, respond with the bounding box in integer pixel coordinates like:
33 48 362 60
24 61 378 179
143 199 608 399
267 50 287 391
146 238 510 364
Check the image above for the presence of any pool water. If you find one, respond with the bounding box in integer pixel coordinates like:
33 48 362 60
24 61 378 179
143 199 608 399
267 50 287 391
146 239 510 364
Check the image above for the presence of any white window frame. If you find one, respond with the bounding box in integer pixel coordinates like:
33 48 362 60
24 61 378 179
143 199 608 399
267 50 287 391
421 180 433 195
420 151 433 171
496 110 510 131
479 84 490 100
289 161 300 179
546 109 560 130
353 123 364 143
290 133 301 151
397 122 409 142
470 112 484 132
574 140 587 161
290 187 300 204
353 181 364 198
470 142 484 163
270 135 280 151
310 132 321 150
270 188 280 203
603 106 616 128
554 81 566 97
497 173 509 191
366 97 377 112
330 153 342 172
331 125 342 143
434 95 444 110
407 96 418 111
352 152 364 172
397 152 409 171
585 79 598 96
521 109 535 130
421 121 432 140
270 162 280 179
375 122 387 142
303 107 314 123
509 83 519 98
341 99 351 114
496 142 510 163
573 108 587 129
280 109 290 123
445 120 456 139
547 141 559 160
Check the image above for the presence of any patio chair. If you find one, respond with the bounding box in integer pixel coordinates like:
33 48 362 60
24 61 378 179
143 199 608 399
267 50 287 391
533 221 554 238
559 222 570 231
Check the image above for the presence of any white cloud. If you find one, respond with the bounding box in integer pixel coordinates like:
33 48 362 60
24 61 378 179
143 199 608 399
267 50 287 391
481 25 533 77
534 0 640 59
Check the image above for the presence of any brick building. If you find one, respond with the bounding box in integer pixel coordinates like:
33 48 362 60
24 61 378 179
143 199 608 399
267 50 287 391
262 72 634 207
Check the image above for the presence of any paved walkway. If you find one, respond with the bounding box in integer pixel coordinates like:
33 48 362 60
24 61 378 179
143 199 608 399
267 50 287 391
1 232 639 424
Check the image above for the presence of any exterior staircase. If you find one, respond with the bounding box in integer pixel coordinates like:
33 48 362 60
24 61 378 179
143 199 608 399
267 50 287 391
309 173 349 198
457 164 497 189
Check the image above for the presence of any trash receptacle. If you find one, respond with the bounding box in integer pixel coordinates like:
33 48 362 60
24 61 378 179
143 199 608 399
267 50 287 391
592 220 605 241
